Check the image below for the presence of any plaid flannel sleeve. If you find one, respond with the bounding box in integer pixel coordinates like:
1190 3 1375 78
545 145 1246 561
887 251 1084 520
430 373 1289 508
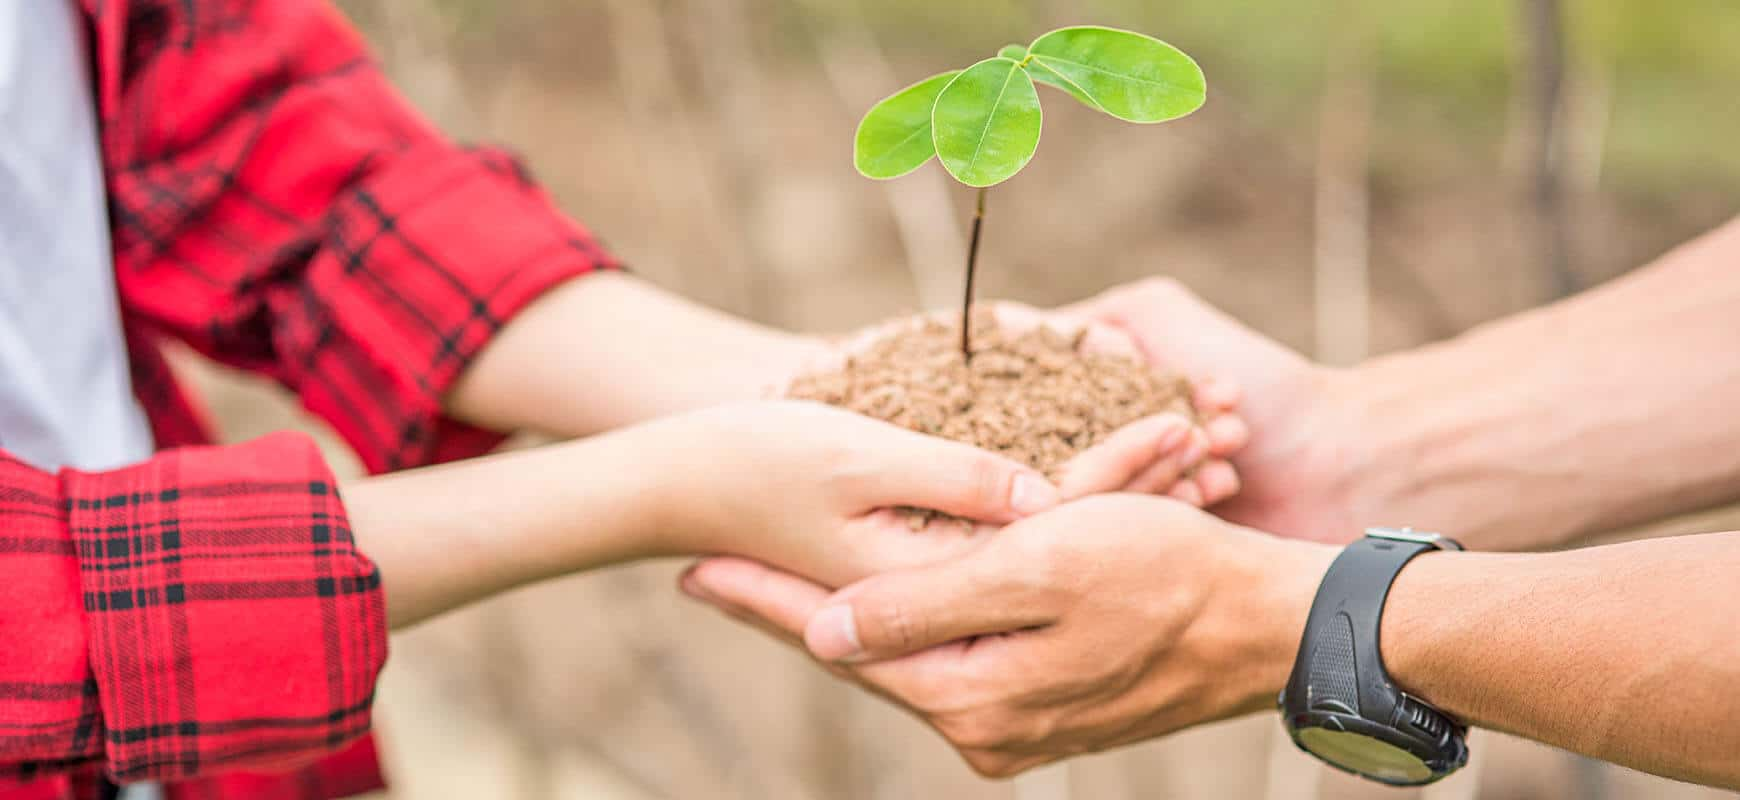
103 0 620 474
0 433 386 785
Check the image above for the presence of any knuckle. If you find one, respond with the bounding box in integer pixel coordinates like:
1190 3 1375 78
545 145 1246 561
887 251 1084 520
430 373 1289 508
964 453 1011 509
810 435 873 495
938 712 1004 751
866 598 924 652
1006 520 1071 569
963 751 1023 780
938 708 1024 751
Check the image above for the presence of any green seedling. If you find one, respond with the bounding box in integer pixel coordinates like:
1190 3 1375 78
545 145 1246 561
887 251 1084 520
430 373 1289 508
854 26 1206 358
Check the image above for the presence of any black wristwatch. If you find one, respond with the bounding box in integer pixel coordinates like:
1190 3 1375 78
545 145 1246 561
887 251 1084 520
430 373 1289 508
1278 527 1469 785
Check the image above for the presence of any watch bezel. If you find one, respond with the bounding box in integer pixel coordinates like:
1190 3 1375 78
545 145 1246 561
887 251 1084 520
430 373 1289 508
1281 699 1469 786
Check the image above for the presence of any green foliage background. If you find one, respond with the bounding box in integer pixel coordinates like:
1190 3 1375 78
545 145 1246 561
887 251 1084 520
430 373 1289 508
380 0 1740 194
838 0 1740 191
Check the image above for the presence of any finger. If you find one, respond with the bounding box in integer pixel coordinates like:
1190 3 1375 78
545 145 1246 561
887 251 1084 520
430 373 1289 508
843 423 1060 523
682 557 831 642
1204 413 1250 457
1192 459 1242 506
805 552 1055 663
1192 377 1242 415
990 303 1139 359
1053 413 1196 500
986 301 1062 338
1125 434 1203 496
1061 278 1276 380
1076 321 1142 359
1167 479 1204 507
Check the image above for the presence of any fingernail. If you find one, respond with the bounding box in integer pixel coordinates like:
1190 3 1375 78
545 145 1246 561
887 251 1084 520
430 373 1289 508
1009 472 1062 516
807 605 863 662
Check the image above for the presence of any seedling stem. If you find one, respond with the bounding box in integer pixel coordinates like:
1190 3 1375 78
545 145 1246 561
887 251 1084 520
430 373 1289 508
961 187 987 361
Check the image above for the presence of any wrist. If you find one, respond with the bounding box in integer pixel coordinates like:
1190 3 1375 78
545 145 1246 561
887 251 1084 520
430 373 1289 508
1377 548 1521 724
624 408 766 558
1215 531 1338 713
1319 346 1498 545
341 435 674 626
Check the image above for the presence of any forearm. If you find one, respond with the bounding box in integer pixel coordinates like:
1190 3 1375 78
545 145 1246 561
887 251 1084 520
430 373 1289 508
1378 533 1740 788
1337 216 1740 549
446 273 824 436
342 427 675 627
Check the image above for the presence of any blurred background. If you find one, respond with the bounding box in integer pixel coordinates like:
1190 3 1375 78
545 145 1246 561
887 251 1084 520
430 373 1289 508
182 0 1740 797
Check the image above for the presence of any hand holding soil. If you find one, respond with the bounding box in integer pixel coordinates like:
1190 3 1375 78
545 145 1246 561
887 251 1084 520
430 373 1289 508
785 304 1245 521
813 27 1236 517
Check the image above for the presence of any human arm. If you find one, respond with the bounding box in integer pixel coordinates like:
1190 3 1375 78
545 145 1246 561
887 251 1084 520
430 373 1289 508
684 496 1740 787
0 399 1071 783
103 1 1238 499
1072 215 1740 548
349 400 1071 627
104 0 790 470
442 272 820 435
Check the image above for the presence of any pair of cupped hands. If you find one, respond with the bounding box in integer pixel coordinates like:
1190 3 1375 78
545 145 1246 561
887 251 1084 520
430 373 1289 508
657 279 1344 778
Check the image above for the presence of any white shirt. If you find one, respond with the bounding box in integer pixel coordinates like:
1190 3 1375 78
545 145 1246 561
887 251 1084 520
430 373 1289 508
0 0 154 472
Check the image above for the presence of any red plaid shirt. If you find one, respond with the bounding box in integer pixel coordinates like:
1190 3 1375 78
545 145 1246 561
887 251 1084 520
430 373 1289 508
1 1 617 798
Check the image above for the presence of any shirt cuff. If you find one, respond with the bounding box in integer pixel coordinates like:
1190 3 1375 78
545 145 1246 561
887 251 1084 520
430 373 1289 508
62 433 387 782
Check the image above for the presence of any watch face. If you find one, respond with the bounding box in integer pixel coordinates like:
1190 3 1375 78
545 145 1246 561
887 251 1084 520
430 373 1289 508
1295 727 1434 784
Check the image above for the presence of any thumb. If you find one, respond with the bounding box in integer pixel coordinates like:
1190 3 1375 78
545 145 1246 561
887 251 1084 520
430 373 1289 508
842 424 1061 523
803 549 1055 662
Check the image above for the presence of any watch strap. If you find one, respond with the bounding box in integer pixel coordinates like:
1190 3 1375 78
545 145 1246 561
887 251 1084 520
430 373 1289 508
1285 531 1447 719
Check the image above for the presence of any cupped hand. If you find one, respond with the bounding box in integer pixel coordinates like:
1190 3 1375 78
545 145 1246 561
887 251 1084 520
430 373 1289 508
991 302 1246 506
1063 278 1362 542
653 398 1233 589
789 303 1250 509
680 494 1336 777
646 400 1054 588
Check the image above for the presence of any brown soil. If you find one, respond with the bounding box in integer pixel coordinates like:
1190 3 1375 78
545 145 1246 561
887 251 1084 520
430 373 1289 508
787 309 1196 488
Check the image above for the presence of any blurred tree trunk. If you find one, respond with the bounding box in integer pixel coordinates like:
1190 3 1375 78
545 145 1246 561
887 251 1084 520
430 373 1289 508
1310 0 1374 368
680 0 777 320
1514 8 1607 797
602 0 759 315
802 0 966 311
1513 0 1577 301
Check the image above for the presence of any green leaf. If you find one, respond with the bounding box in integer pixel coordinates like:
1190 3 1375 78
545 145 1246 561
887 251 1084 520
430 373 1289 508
931 57 1043 188
854 70 960 180
997 43 1028 61
1025 59 1103 111
1026 26 1206 123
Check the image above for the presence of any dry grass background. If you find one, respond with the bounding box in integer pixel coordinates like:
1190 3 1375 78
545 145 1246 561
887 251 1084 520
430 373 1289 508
178 1 1740 797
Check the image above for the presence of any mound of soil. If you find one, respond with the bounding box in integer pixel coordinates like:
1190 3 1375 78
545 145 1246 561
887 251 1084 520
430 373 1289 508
787 309 1196 487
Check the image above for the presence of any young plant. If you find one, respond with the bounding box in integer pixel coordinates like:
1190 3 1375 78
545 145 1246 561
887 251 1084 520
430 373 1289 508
854 26 1207 359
